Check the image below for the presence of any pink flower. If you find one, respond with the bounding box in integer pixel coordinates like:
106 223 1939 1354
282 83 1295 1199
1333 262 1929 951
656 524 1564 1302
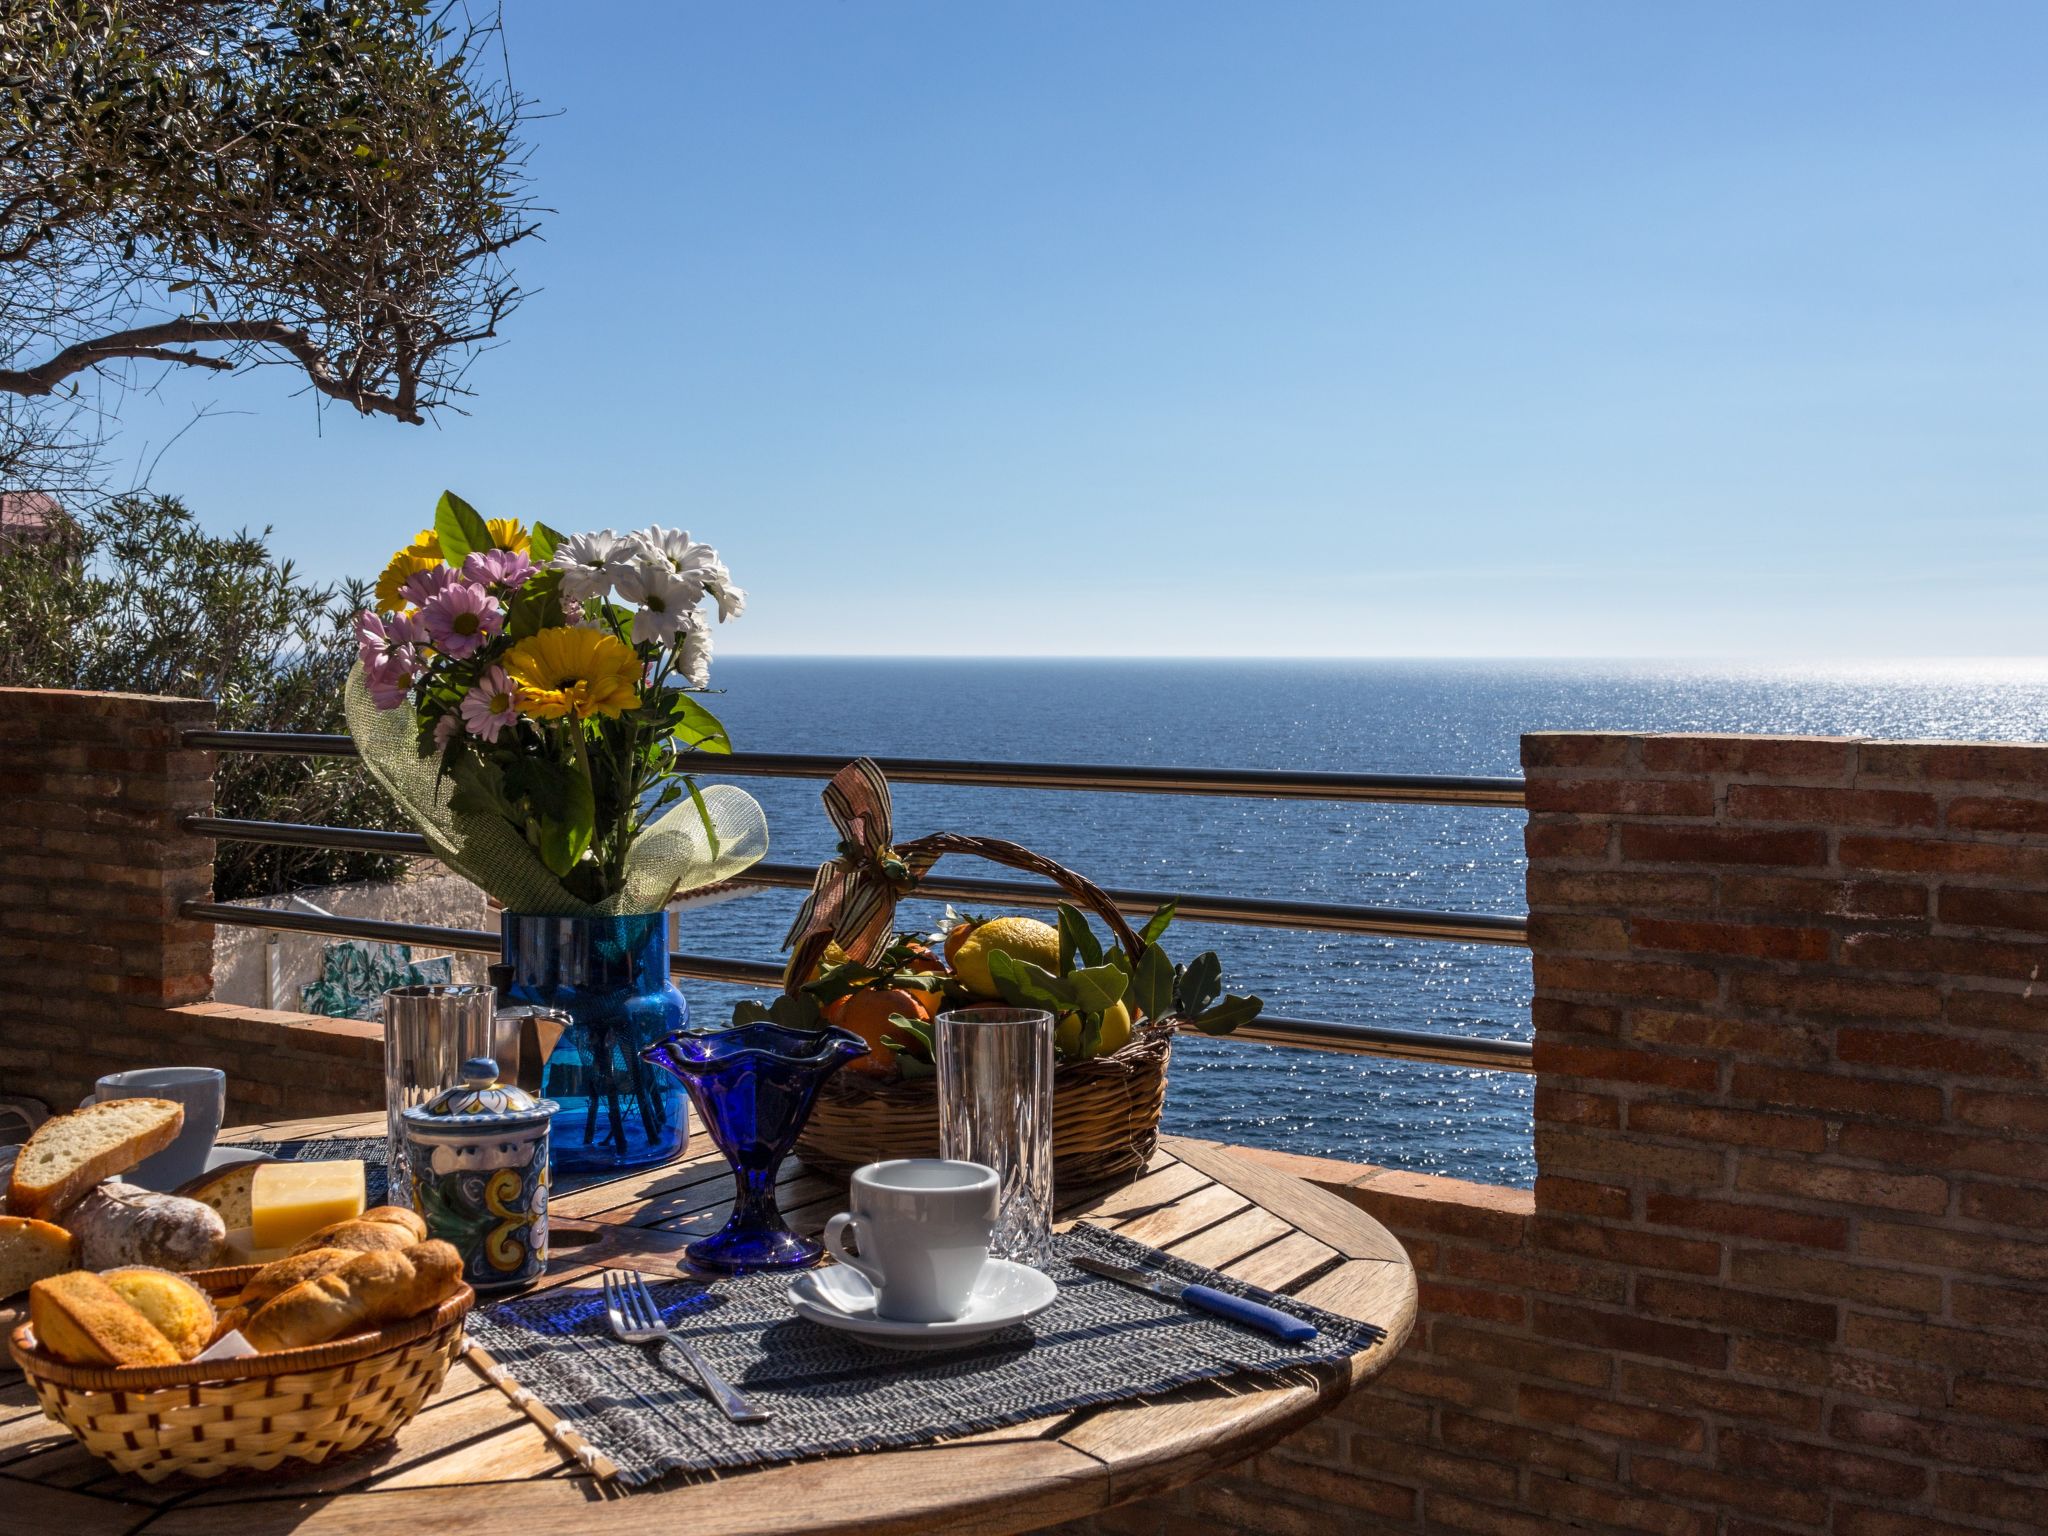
459 666 519 742
356 612 421 708
432 712 463 751
365 661 414 710
400 564 457 609
462 549 535 591
420 582 503 659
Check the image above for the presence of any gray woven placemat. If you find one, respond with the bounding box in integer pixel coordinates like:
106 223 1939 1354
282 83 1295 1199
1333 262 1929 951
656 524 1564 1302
466 1223 1383 1488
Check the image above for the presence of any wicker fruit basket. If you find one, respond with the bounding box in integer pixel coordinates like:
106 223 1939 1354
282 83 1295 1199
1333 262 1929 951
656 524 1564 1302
7 1264 474 1483
791 830 1182 1189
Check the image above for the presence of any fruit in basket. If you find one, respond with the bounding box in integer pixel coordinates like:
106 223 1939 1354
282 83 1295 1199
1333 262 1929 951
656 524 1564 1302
826 985 936 1077
948 916 1061 998
1055 999 1133 1061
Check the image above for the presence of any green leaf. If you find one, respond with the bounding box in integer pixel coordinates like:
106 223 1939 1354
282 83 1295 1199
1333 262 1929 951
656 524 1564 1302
989 950 1076 1012
1139 903 1177 946
896 1054 937 1081
1173 951 1223 1018
528 521 562 563
882 1012 935 1060
686 777 721 859
1190 994 1263 1036
1132 943 1175 1022
1064 961 1129 1015
1055 902 1102 973
670 695 731 754
434 490 492 564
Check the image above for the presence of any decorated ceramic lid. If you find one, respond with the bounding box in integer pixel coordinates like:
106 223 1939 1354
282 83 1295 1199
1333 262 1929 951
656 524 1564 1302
404 1058 557 1128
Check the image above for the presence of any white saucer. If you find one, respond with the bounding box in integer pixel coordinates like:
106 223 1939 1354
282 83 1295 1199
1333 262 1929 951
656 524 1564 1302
789 1260 1058 1351
132 1143 275 1193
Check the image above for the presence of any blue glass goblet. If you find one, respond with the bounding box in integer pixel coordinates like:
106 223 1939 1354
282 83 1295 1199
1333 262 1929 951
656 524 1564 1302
641 1021 868 1272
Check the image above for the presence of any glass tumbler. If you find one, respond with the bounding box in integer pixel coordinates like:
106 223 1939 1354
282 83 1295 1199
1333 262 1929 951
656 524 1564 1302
937 1006 1055 1264
384 983 496 1195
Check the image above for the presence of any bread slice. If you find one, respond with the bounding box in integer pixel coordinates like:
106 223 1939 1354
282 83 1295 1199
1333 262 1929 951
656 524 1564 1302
27 1270 181 1367
0 1215 79 1299
7 1099 185 1220
173 1159 261 1229
101 1267 217 1360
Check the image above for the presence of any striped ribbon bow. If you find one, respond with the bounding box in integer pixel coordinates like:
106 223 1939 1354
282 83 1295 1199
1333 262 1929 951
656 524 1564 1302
781 759 936 965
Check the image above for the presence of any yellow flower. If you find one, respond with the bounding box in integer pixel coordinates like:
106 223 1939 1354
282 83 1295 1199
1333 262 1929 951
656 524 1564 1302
374 528 446 610
485 518 531 554
505 627 641 720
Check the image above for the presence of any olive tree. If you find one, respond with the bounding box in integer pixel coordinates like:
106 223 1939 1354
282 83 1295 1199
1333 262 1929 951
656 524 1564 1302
0 0 540 494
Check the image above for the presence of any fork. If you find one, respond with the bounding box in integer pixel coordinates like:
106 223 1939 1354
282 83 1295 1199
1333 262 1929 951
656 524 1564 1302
601 1269 773 1425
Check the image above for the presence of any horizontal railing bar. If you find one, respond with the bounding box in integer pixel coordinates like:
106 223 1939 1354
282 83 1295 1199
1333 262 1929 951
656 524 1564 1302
186 816 1529 946
179 902 1531 1071
179 731 1526 807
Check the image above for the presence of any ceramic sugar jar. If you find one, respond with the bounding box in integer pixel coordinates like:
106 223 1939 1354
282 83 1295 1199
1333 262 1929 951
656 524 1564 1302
401 1057 559 1291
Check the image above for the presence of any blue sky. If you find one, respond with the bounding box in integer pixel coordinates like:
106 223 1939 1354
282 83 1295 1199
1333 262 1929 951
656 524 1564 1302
107 3 2046 656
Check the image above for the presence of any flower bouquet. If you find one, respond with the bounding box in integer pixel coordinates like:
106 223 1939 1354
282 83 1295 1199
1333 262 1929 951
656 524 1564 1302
345 492 769 1171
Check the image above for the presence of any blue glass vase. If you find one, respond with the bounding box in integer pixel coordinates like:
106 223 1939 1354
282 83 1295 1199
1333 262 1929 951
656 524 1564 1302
642 1020 868 1271
501 912 688 1176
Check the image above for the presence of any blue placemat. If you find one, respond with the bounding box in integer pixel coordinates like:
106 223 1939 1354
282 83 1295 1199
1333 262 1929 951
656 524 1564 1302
466 1223 1385 1487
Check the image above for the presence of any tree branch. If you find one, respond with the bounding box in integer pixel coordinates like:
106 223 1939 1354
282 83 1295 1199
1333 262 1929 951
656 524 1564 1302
0 317 428 423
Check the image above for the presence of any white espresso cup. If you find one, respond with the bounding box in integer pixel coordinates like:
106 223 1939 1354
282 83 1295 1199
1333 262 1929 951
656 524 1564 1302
823 1159 999 1323
82 1067 225 1189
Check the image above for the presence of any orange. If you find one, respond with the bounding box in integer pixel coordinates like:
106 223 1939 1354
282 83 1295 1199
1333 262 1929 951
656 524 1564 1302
828 986 934 1077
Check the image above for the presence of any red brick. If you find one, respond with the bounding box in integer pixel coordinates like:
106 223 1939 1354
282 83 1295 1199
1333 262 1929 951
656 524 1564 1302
1634 1276 1838 1342
1858 739 2048 785
1836 1026 2037 1080
1728 1251 1942 1311
1524 820 1611 860
1532 955 1719 1002
1946 988 2048 1033
1840 833 2048 881
1954 1089 2048 1137
1837 1120 2039 1179
1531 1300 1728 1368
1830 1404 2048 1473
1627 1010 1831 1064
1524 777 1715 817
1631 917 1831 962
1939 884 2048 935
1630 1455 1827 1526
1617 1361 1823 1429
1859 1219 2048 1282
1438 1410 1614 1479
1946 794 2048 834
1846 1314 2048 1380
1525 1476 1712 1536
1530 997 1624 1038
1731 1064 1944 1122
1532 1085 1622 1129
1720 1429 1925 1499
1443 1243 1628 1304
1834 1502 2015 1536
1719 874 1929 920
1534 1176 1631 1219
1951 1376 2048 1423
1844 930 2048 982
1643 1194 1849 1250
1417 1282 1526 1325
1727 783 1937 828
1625 1102 1827 1153
1730 971 1941 1021
1420 1493 1556 1536
1526 869 1716 911
1516 1383 1704 1449
1523 733 1641 770
1619 825 1829 869
1935 1468 2048 1527
1533 1043 1719 1091
1433 1323 1613 1387
1373 1357 1515 1412
1642 734 1854 779
1348 1436 1519 1500
1736 1156 1949 1215
1535 1129 1728 1191
1732 1335 1947 1407
1952 1279 2048 1331
1526 913 1630 952
1530 1216 1720 1277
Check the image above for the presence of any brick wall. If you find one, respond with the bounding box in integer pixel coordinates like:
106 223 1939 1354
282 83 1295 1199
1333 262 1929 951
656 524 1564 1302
0 687 381 1124
1062 731 2048 1536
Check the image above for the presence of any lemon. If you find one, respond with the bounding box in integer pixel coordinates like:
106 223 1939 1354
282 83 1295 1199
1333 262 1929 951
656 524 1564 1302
950 916 1060 998
1056 999 1132 1061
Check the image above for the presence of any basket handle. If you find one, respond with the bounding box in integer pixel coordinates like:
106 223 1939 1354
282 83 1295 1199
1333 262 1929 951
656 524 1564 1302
783 831 1148 997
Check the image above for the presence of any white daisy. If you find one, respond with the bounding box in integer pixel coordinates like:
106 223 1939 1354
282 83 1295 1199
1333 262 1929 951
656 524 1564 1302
679 620 713 688
613 558 702 647
550 530 626 604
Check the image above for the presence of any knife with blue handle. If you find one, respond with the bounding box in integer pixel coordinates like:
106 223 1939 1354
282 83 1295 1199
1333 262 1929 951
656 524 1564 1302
1071 1253 1319 1343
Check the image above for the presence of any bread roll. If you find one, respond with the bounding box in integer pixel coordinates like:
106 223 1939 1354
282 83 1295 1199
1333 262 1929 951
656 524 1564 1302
243 1240 462 1352
101 1267 216 1360
0 1215 78 1299
28 1270 181 1367
69 1181 227 1270
7 1099 184 1220
287 1205 426 1257
232 1246 355 1310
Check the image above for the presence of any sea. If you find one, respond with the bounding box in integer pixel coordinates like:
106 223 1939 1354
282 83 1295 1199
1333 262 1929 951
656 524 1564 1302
674 658 2048 1189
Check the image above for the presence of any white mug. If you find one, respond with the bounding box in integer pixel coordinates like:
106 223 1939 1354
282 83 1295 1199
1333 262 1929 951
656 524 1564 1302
83 1067 225 1189
823 1159 999 1323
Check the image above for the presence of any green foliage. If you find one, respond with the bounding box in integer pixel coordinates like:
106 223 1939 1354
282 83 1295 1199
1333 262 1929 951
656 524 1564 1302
0 493 410 899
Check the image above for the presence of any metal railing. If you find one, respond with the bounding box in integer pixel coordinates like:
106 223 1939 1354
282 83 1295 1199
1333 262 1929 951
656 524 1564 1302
180 732 1535 1074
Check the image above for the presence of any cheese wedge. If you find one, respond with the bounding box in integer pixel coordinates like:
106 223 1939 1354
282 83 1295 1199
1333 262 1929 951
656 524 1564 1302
249 1160 366 1252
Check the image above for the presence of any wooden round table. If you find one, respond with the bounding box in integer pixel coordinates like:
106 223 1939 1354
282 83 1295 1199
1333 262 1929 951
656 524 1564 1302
0 1110 1415 1535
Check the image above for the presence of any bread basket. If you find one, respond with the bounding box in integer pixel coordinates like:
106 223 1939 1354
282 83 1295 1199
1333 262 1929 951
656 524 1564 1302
7 1264 474 1483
